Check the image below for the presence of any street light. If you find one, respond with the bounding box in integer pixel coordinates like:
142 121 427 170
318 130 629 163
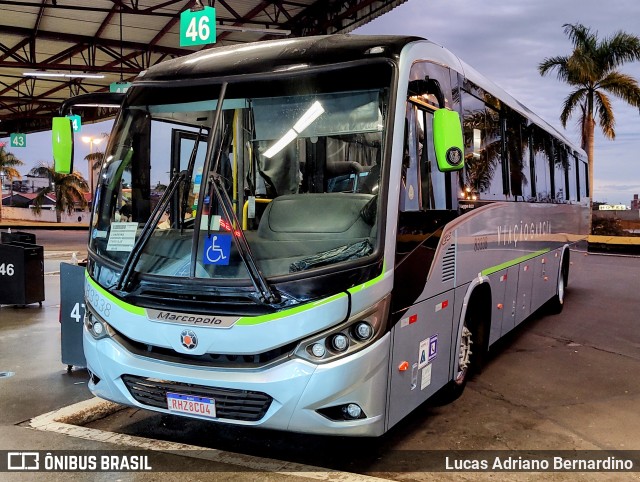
82 136 103 205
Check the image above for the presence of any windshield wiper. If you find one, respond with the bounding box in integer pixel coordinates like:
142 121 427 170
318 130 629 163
116 168 188 291
208 170 281 304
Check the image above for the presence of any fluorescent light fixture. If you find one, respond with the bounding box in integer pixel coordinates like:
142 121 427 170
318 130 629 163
263 101 325 159
263 129 297 159
23 71 65 78
23 71 105 79
293 101 324 133
74 104 120 108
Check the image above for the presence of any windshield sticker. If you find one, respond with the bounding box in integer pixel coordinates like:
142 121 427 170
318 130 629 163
106 222 138 251
193 168 202 194
203 233 232 265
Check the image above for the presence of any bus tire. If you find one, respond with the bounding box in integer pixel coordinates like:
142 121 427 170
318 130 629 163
547 250 569 315
432 291 489 405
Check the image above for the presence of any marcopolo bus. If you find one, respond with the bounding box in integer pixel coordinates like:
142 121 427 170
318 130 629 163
53 35 589 436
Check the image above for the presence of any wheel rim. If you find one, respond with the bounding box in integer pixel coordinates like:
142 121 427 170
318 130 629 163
455 326 473 384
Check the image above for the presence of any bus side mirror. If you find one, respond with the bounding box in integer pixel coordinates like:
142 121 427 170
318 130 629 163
433 109 464 172
52 117 74 174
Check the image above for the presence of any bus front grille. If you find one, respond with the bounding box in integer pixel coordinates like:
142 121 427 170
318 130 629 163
121 374 272 422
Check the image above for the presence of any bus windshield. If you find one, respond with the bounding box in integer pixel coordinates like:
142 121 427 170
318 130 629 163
89 62 391 289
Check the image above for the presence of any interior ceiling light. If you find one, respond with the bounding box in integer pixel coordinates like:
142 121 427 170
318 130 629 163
263 101 325 158
23 72 105 79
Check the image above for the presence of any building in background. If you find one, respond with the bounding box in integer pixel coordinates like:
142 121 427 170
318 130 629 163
631 194 639 210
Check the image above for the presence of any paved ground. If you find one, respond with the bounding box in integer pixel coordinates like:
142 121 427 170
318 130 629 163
0 230 639 481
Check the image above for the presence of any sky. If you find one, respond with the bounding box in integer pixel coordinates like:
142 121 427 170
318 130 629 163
2 0 640 204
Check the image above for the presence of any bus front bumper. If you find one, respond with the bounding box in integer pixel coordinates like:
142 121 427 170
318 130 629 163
84 328 390 436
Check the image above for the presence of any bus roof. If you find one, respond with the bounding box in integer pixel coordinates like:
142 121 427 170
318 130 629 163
135 34 585 158
137 35 421 82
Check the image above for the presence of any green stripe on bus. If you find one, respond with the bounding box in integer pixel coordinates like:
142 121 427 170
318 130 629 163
236 293 347 326
85 274 146 316
347 263 386 294
481 249 550 277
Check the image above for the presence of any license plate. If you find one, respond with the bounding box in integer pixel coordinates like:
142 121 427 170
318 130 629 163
166 392 216 418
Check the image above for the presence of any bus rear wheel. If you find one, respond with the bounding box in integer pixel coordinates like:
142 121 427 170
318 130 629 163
547 252 569 315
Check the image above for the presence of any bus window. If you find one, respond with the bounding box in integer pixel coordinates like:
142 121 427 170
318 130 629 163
417 107 447 210
461 90 503 200
531 126 551 202
505 108 530 200
553 142 568 202
400 104 422 212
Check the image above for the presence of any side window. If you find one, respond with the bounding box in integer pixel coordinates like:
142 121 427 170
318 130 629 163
553 142 567 202
460 89 503 200
505 108 530 200
567 152 578 202
417 108 447 210
531 126 550 202
574 154 581 201
578 159 588 199
583 161 589 198
400 103 422 212
401 61 455 212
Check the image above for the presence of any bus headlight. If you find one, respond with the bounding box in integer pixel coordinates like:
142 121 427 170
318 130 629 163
295 295 390 364
310 343 326 358
330 334 349 352
84 309 113 340
353 322 373 341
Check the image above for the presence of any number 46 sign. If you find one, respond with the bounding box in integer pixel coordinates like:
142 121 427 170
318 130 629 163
180 6 216 47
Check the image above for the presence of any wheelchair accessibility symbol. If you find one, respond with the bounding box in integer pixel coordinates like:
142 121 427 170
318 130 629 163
203 234 232 265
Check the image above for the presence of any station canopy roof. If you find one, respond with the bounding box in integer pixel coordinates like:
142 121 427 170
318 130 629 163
0 0 407 136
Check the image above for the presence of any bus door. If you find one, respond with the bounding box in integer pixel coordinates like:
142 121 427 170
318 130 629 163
386 99 457 429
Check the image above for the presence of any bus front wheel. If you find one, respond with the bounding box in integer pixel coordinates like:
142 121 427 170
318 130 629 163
432 295 488 405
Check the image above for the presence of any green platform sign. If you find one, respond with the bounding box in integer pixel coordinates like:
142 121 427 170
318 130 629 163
67 115 82 133
10 133 26 148
110 81 131 93
180 6 216 47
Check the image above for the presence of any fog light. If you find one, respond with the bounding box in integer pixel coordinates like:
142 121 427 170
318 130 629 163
310 343 326 358
343 403 362 419
353 322 373 341
331 334 349 352
92 320 104 336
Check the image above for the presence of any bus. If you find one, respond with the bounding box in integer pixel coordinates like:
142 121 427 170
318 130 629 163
53 35 589 436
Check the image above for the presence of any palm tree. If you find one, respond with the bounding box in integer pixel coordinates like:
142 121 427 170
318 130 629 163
539 23 640 199
83 132 110 179
0 143 24 220
30 163 89 223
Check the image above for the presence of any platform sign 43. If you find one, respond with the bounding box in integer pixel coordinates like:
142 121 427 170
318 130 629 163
10 133 26 147
180 6 216 47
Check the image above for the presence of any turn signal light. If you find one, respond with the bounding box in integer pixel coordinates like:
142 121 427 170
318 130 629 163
398 361 409 371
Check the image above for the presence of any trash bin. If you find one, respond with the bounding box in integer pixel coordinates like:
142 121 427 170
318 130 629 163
0 241 45 306
1 230 36 244
60 262 87 371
